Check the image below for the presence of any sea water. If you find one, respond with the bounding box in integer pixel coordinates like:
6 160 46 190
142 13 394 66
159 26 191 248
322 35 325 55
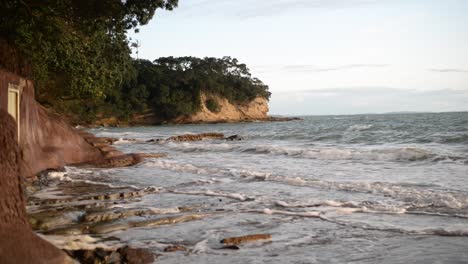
74 112 468 263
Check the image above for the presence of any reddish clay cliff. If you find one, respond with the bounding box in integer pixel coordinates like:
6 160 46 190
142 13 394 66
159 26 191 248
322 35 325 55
0 110 73 264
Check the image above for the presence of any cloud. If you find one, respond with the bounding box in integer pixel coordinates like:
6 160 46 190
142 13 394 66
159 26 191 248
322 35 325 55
183 0 384 18
238 0 384 18
276 87 468 97
283 64 389 72
270 87 468 115
276 86 404 96
427 68 468 73
252 64 389 74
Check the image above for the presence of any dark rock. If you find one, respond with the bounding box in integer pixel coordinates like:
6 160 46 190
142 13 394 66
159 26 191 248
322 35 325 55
146 138 163 143
220 234 272 245
164 245 188 252
107 251 121 264
119 246 155 264
225 135 243 141
66 246 155 264
166 133 225 142
136 153 167 159
220 245 240 250
266 116 303 122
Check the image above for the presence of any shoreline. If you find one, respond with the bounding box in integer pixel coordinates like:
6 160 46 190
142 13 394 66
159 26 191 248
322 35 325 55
24 132 263 263
79 116 302 128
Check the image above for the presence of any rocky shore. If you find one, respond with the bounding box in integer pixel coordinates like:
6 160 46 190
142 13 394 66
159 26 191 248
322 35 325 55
23 132 273 263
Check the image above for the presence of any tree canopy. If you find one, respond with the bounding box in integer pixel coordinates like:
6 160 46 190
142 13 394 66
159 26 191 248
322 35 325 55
0 0 178 102
128 56 271 119
0 1 271 124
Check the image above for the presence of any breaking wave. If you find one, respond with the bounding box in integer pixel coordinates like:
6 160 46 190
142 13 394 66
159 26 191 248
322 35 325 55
159 141 462 163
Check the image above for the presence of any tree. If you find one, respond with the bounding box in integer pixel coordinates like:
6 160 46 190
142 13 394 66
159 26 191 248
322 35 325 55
0 0 178 104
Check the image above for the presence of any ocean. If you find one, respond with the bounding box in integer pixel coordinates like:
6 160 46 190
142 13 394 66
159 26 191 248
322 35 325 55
72 112 468 263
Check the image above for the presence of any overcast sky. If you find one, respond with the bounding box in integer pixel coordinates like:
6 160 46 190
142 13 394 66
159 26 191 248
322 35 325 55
130 0 468 115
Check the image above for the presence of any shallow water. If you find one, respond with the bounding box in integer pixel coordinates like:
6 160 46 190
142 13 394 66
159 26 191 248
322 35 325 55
73 113 468 263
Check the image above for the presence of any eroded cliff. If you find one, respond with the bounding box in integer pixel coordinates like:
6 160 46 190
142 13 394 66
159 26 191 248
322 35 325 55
174 93 269 124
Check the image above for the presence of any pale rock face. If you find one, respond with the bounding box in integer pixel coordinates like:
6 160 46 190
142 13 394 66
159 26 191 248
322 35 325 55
180 93 269 123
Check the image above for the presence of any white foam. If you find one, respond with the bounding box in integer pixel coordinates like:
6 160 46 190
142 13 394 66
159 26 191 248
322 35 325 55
143 159 273 181
159 139 437 162
347 124 373 131
47 171 72 181
40 234 122 250
113 138 135 144
172 190 252 201
335 207 364 214
241 145 434 162
274 200 345 208
192 239 210 254
262 208 321 217
162 141 237 152
268 175 468 210
93 131 150 140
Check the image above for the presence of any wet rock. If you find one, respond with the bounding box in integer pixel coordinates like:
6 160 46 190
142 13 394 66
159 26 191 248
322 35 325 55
131 214 205 228
89 214 206 234
66 246 154 264
83 209 150 223
29 185 158 208
266 116 303 122
136 153 167 159
220 234 272 245
107 251 121 264
44 224 89 235
0 110 73 263
119 246 155 264
146 139 163 143
220 245 240 250
225 135 243 141
103 150 125 159
94 153 143 168
166 133 225 142
89 222 132 234
164 245 188 252
98 146 117 153
29 209 81 231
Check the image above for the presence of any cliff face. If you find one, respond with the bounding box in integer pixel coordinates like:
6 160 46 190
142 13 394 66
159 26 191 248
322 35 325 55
0 110 73 264
175 93 269 124
0 69 103 177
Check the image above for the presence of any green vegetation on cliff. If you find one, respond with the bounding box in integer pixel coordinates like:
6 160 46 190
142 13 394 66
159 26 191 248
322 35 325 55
124 57 271 120
0 1 270 124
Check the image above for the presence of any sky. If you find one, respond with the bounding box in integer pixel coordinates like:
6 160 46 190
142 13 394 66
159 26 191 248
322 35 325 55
130 0 468 115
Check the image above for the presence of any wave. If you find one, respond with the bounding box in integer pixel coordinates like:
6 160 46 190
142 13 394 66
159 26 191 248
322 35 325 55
263 175 468 210
142 159 468 212
170 190 253 201
274 199 409 215
243 145 435 162
161 141 449 162
438 134 468 144
143 159 272 179
347 124 374 132
257 207 468 236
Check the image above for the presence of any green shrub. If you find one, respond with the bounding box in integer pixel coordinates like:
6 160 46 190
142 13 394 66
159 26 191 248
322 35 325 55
205 98 221 113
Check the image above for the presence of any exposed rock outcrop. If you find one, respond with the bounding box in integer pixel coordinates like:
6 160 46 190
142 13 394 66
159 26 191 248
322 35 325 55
0 110 73 264
220 234 272 245
0 69 103 177
166 132 225 142
176 93 269 124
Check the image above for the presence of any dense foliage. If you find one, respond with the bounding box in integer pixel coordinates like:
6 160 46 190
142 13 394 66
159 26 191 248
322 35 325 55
123 56 271 120
0 0 177 103
205 98 221 113
0 1 271 123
